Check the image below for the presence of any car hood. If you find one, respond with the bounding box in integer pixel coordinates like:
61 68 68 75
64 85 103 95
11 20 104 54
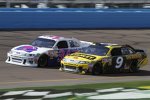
11 44 51 54
66 52 104 62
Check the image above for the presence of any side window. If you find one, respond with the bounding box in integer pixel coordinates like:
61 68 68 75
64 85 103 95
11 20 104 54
121 47 130 55
57 41 68 49
128 48 134 54
69 40 80 48
111 48 122 56
121 47 134 55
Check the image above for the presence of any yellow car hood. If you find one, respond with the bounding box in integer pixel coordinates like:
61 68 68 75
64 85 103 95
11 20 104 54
67 52 104 62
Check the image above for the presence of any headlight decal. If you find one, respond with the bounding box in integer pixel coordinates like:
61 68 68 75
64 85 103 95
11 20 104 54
62 58 67 62
79 61 89 64
23 53 27 56
29 54 35 57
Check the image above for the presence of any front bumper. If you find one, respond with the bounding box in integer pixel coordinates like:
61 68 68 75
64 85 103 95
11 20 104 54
61 62 89 73
6 53 37 67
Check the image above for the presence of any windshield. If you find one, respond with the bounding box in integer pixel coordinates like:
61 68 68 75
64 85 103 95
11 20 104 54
31 38 56 48
80 45 109 56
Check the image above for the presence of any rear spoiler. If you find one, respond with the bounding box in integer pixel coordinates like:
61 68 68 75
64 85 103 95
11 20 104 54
135 49 144 52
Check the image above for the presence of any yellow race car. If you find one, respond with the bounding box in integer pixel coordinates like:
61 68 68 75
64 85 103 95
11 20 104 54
60 43 148 75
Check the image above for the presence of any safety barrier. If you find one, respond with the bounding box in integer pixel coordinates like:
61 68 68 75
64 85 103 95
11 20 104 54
0 8 150 29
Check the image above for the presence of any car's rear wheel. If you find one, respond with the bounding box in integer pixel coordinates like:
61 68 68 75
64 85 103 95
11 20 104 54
92 63 103 75
38 54 48 67
130 60 139 73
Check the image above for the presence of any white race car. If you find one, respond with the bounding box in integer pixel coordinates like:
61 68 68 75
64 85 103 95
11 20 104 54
6 35 92 67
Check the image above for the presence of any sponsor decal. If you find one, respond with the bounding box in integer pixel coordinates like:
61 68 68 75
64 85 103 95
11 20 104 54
51 36 61 40
126 53 141 60
16 46 38 53
71 53 96 60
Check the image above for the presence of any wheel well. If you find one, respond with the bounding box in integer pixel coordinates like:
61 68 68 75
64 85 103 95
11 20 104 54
94 62 102 67
39 54 48 59
130 59 139 72
132 59 138 66
92 62 103 75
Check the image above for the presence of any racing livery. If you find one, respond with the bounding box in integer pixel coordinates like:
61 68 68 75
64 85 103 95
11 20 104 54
60 43 148 74
6 35 92 67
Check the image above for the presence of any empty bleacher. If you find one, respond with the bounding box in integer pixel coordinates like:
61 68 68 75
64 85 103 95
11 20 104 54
1 0 150 8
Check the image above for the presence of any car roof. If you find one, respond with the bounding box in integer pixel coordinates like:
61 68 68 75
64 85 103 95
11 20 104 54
93 43 122 48
38 35 77 41
94 42 118 46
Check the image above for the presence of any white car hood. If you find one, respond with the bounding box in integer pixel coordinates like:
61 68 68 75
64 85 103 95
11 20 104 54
11 44 52 54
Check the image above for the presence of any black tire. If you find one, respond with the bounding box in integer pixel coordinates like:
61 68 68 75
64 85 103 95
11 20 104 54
92 63 102 75
38 54 48 67
130 60 139 73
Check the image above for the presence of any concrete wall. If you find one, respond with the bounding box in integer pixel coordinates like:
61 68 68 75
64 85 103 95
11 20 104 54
0 8 150 29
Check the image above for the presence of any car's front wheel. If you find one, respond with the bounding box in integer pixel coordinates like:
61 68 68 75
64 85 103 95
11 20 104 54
92 63 103 75
38 54 48 67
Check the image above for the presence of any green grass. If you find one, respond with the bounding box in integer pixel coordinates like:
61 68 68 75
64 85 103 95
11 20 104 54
0 80 150 92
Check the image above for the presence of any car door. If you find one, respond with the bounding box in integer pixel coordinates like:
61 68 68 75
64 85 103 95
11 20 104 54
47 40 69 66
110 47 126 70
56 40 69 62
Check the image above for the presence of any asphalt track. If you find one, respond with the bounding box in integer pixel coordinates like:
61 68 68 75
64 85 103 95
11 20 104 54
0 30 150 89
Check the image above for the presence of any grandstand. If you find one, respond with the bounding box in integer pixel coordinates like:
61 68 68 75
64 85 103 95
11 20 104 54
0 0 150 8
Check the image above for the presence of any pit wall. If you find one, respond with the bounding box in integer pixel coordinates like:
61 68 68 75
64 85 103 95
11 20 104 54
0 8 150 29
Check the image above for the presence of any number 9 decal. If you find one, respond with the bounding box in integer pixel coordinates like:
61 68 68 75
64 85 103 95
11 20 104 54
115 57 124 68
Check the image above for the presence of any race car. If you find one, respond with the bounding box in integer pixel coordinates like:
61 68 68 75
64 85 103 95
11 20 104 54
6 35 92 67
60 43 148 75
